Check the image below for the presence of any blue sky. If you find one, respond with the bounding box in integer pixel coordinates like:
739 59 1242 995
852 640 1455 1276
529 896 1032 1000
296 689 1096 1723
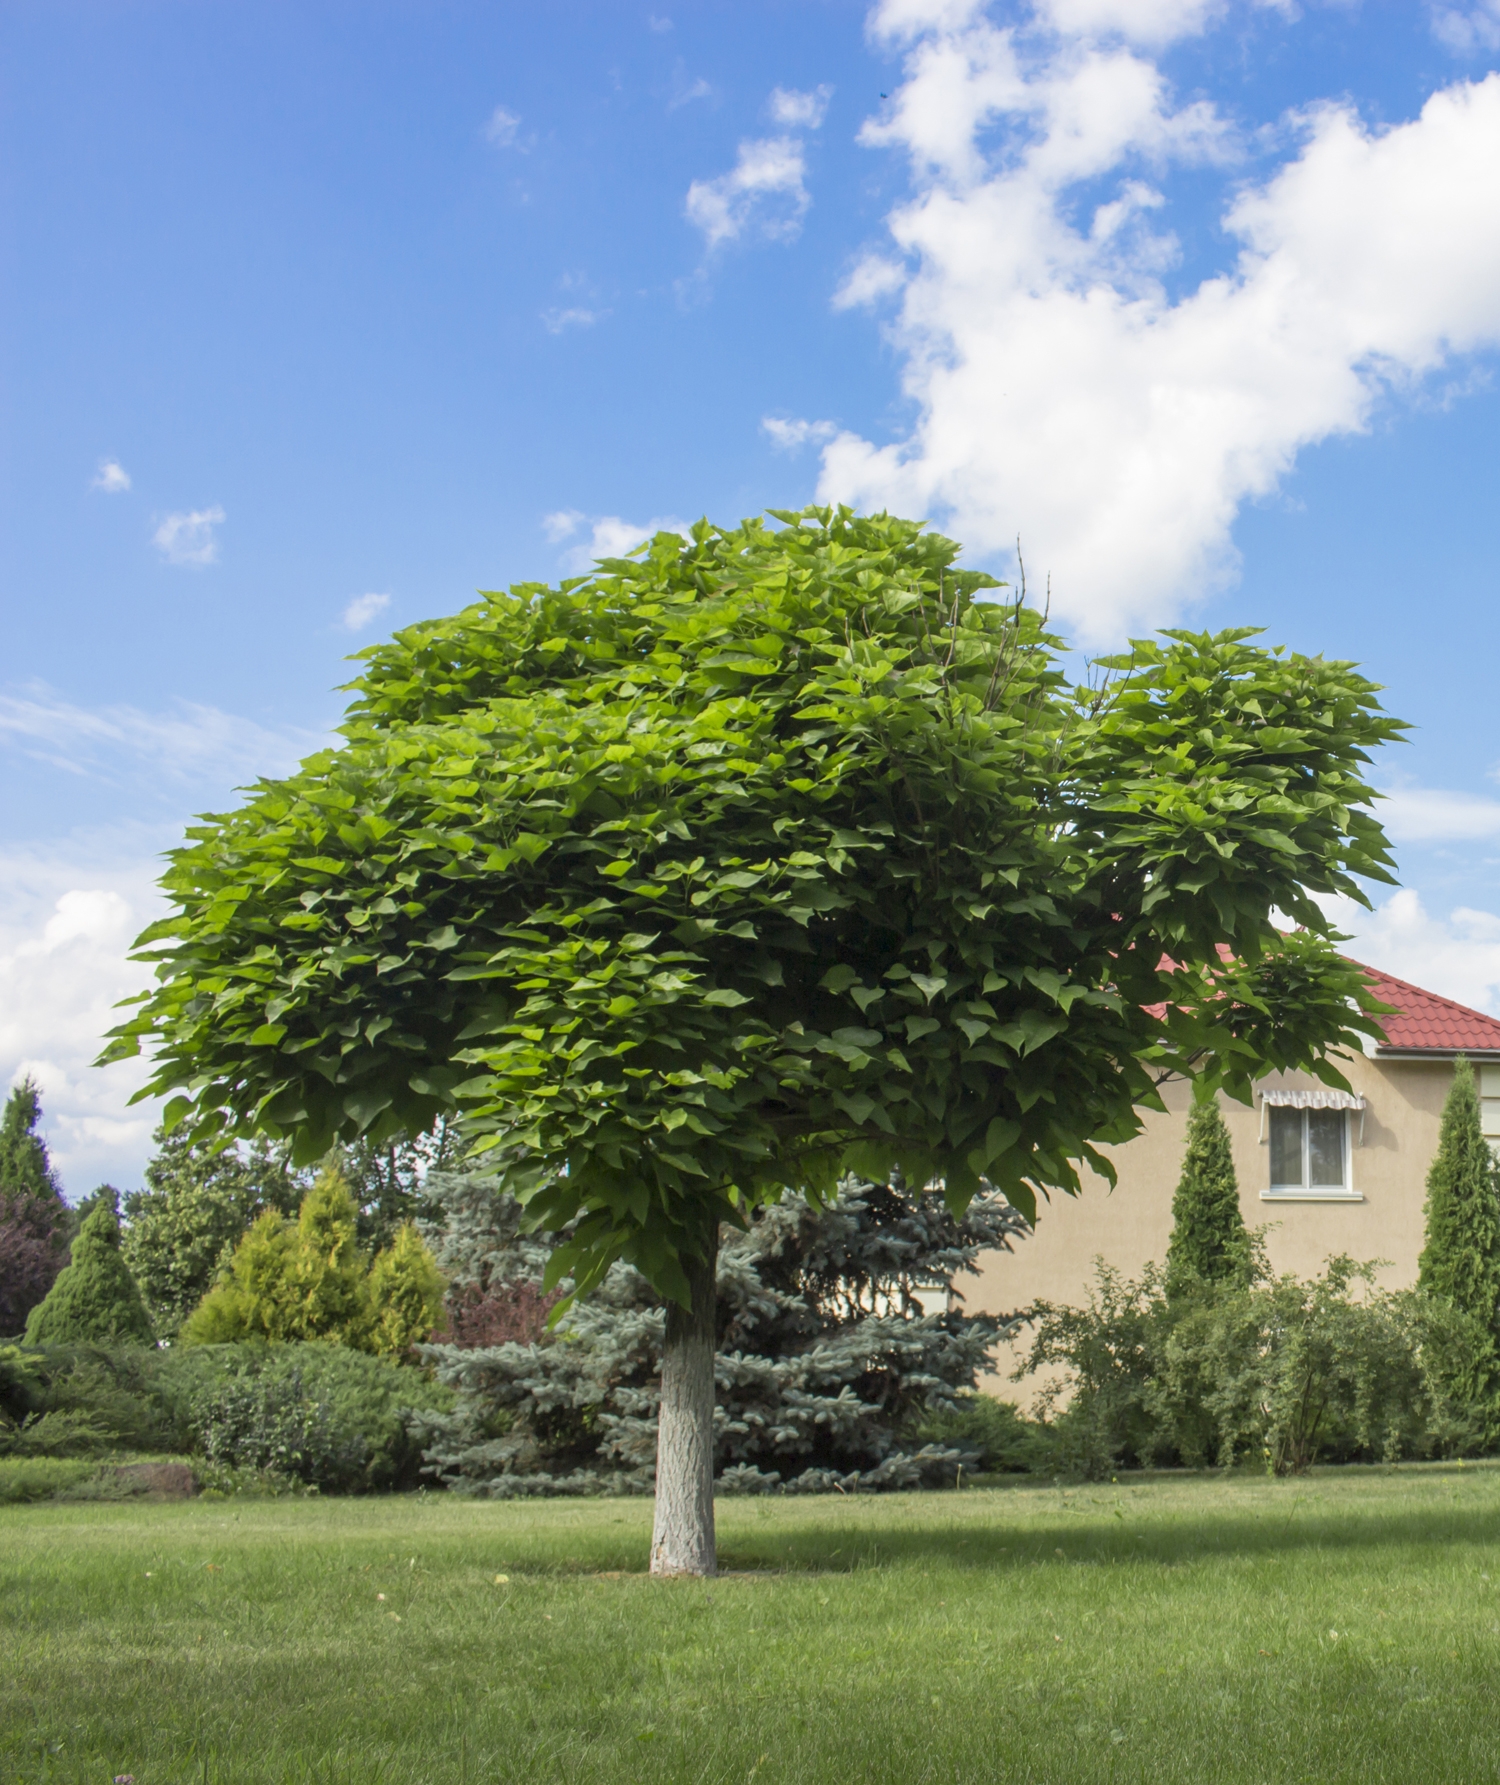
6 0 1500 1192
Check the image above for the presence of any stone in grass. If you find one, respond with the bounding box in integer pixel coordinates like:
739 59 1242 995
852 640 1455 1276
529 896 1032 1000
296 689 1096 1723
24 1188 153 1346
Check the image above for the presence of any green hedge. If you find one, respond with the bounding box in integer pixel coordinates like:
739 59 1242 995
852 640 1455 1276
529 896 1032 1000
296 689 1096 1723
0 1456 98 1503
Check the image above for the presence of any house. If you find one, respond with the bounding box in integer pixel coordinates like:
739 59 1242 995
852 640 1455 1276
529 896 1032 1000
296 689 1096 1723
966 962 1500 1398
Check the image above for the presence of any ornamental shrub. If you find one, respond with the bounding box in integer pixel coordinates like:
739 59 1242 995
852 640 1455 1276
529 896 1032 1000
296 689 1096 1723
1418 1056 1500 1420
23 1190 152 1347
1022 1249 1487 1477
157 1342 450 1492
1165 1098 1248 1295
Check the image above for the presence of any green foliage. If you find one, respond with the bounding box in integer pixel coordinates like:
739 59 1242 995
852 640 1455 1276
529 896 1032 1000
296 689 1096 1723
23 1190 153 1348
157 1342 450 1492
0 1455 98 1502
914 1393 1046 1474
182 1168 444 1352
0 1343 178 1459
333 1121 457 1252
1418 1057 1500 1414
367 1222 447 1358
106 508 1400 1312
1165 1099 1248 1295
121 1125 307 1339
1022 1252 1486 1478
0 1075 65 1204
418 1167 1027 1495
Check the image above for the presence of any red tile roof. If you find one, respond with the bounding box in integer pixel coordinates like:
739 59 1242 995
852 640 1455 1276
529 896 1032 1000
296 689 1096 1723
1353 961 1500 1056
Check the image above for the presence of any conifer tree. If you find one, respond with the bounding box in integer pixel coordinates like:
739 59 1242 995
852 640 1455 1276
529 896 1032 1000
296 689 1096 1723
24 1188 153 1346
1418 1057 1500 1406
418 1168 1028 1495
1165 1098 1248 1294
0 1077 65 1205
367 1223 447 1358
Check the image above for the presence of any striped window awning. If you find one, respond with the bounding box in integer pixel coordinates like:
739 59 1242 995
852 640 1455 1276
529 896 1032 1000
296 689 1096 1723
1258 1086 1367 1143
1258 1089 1367 1110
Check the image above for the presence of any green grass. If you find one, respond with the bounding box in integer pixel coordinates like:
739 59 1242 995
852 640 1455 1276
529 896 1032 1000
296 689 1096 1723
7 1465 1500 1784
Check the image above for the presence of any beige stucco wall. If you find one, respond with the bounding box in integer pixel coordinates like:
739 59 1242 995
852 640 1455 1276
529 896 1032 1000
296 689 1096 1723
963 1051 1456 1405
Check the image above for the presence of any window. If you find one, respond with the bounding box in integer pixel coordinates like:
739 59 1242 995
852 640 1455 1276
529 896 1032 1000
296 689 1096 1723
1268 1105 1350 1195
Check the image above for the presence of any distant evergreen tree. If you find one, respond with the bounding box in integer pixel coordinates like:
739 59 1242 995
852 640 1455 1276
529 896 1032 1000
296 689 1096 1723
0 1077 65 1205
417 1169 1028 1495
1165 1098 1248 1295
121 1126 307 1338
23 1188 153 1346
1418 1057 1500 1409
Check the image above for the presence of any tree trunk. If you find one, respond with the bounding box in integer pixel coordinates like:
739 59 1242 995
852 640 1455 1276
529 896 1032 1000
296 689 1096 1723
650 1231 718 1577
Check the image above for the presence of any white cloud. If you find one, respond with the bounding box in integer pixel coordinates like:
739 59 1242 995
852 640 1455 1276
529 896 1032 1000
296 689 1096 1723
1431 3 1500 52
649 13 674 31
541 306 608 334
0 685 321 795
762 415 839 450
1325 888 1500 1018
153 505 225 567
91 459 131 494
769 84 834 128
0 685 334 1189
0 833 173 1195
542 509 585 542
820 3 1500 643
556 514 692 574
1376 782 1500 845
342 592 391 632
834 254 909 309
669 71 715 110
485 106 522 147
685 136 810 248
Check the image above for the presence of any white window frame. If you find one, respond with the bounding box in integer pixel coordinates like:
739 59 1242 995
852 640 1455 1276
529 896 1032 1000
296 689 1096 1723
1262 1105 1362 1202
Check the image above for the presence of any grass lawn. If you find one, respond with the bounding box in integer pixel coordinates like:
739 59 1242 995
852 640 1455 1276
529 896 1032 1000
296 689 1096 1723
6 1464 1500 1784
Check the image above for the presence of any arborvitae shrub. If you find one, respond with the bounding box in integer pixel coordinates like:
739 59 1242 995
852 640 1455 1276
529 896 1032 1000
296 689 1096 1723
416 1168 1029 1496
1417 1057 1500 1414
1165 1098 1248 1295
182 1168 444 1353
366 1223 447 1359
23 1190 153 1347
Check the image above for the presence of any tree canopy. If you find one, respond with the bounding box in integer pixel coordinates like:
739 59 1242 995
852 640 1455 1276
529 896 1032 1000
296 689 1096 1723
104 507 1400 1310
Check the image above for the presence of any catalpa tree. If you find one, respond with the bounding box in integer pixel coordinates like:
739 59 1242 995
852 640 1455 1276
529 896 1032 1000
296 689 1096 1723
104 507 1401 1573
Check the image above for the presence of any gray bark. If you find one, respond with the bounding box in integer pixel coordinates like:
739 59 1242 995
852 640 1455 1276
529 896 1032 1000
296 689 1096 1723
650 1232 718 1577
